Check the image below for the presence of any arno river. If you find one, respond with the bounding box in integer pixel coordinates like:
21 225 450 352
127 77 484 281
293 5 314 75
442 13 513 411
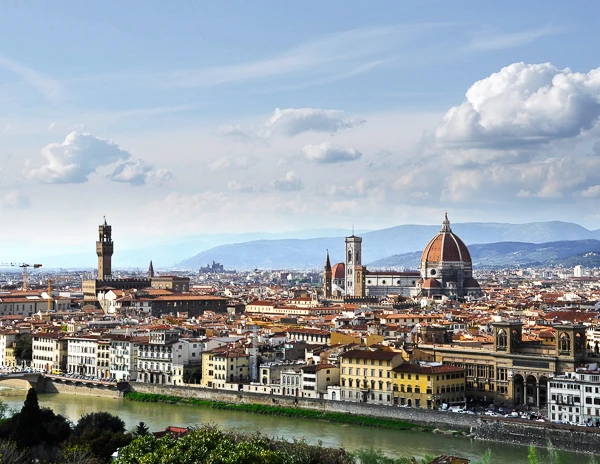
0 386 583 463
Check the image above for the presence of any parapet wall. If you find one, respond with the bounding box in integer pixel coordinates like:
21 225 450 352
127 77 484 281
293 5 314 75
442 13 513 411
126 382 600 454
44 379 122 399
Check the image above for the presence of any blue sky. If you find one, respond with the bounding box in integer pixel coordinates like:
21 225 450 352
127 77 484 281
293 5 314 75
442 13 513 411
2 1 600 260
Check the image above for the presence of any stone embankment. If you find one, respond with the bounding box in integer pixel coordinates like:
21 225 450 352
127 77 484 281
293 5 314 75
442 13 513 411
126 382 600 454
6 378 599 453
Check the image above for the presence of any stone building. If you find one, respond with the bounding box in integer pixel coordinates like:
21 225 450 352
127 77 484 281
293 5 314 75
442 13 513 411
323 213 480 300
414 321 588 408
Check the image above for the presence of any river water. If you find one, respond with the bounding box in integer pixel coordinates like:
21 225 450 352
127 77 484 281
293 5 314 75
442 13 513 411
0 386 581 463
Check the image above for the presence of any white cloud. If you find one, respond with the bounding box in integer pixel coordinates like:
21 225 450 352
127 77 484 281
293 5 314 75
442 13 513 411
109 159 173 186
578 185 600 198
264 108 364 137
302 142 362 163
28 131 131 183
435 62 600 150
27 131 169 185
208 156 251 170
219 107 365 140
1 191 30 209
323 178 375 197
227 180 256 193
271 171 303 191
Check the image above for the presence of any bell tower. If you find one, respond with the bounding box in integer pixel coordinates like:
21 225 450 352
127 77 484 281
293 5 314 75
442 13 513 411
345 234 362 296
324 250 332 298
96 216 114 281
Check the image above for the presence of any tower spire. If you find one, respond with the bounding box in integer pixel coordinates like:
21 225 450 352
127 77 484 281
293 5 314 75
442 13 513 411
148 260 155 278
325 250 331 271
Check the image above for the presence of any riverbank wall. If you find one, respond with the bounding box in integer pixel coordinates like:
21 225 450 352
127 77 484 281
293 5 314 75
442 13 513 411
126 382 600 454
43 379 122 398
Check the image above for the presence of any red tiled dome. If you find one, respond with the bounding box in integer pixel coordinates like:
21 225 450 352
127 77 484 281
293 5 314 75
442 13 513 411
332 262 345 280
421 214 471 264
422 278 442 288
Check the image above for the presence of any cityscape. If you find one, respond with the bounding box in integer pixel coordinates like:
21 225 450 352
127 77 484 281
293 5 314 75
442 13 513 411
2 1 600 463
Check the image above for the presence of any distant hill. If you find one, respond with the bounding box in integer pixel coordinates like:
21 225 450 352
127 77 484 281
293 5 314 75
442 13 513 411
176 221 600 270
368 239 600 269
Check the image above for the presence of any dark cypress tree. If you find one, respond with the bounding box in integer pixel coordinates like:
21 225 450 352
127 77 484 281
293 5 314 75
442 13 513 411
11 388 43 448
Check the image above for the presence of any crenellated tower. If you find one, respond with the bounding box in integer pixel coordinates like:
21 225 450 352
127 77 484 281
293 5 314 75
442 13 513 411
96 216 114 280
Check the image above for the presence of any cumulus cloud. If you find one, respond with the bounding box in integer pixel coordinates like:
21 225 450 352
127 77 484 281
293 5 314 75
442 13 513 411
110 159 173 186
27 131 169 185
218 107 365 140
1 191 30 209
227 180 256 193
435 62 600 150
302 142 362 163
208 155 251 170
271 171 303 191
264 108 364 137
578 185 600 198
323 178 375 197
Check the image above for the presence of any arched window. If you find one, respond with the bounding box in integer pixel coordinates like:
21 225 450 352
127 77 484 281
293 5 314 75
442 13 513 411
348 250 352 263
496 329 507 350
348 379 353 388
559 333 571 353
407 385 413 393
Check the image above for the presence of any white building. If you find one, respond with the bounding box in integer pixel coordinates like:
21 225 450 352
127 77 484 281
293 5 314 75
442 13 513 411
574 265 584 278
0 331 19 368
548 365 600 425
136 329 181 385
66 334 100 376
108 335 138 382
31 332 67 372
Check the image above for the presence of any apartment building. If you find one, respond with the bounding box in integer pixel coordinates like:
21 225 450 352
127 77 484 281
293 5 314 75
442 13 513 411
31 332 67 372
66 334 100 376
201 346 249 389
0 331 19 367
96 338 110 379
548 366 600 425
300 363 340 399
108 335 138 381
136 329 180 385
339 349 404 404
391 362 466 409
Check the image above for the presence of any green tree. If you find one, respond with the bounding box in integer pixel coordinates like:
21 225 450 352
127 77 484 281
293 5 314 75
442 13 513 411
68 412 131 462
0 439 29 464
116 425 353 464
14 336 32 362
11 388 42 448
528 445 541 464
133 422 150 437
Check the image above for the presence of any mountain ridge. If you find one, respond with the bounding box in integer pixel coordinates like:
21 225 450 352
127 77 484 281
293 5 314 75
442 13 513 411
176 221 600 269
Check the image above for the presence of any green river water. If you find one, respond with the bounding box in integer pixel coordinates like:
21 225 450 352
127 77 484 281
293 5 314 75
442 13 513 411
0 386 587 463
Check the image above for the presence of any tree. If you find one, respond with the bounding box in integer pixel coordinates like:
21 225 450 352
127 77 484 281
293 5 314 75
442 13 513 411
116 425 354 464
69 412 131 462
0 439 29 464
14 336 32 362
133 422 150 437
10 388 42 448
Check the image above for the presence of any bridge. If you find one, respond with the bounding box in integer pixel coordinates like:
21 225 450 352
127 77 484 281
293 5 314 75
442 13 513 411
0 373 126 393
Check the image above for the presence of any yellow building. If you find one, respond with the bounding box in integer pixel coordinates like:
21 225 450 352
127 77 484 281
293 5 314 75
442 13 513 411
413 322 587 408
201 347 249 389
4 343 17 368
391 363 465 409
339 349 404 405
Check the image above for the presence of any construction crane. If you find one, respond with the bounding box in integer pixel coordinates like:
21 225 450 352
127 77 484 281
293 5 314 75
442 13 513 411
0 263 43 291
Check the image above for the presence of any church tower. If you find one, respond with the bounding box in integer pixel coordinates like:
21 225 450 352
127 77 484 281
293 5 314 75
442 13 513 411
96 217 114 281
148 260 155 278
324 250 332 298
345 234 362 296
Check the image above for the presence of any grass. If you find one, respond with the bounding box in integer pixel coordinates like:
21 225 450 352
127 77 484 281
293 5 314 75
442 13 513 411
124 391 433 432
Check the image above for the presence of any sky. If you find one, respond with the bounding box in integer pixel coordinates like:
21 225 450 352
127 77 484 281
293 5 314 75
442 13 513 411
2 0 600 261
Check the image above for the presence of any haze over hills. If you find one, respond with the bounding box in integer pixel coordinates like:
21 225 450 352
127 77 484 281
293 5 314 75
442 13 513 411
369 240 600 269
176 221 600 270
